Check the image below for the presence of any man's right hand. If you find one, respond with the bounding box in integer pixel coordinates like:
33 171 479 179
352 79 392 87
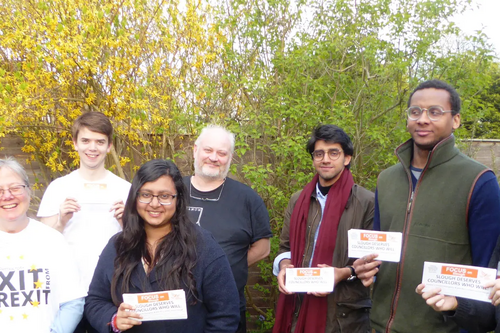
59 197 81 227
277 259 294 295
353 253 382 287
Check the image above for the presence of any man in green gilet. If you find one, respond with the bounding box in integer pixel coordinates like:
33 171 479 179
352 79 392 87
355 79 500 332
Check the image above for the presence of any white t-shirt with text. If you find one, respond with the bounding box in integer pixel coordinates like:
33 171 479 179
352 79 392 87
0 219 86 332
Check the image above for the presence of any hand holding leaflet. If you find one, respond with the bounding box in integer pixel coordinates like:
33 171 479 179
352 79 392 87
285 267 334 293
421 262 497 302
122 290 187 321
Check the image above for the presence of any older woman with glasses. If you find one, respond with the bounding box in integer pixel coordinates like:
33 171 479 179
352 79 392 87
0 157 85 332
84 159 239 332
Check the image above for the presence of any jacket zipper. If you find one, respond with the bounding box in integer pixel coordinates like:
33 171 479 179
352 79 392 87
406 192 414 214
384 138 445 332
385 170 415 332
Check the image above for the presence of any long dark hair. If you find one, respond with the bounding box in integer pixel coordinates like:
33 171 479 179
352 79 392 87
111 159 198 305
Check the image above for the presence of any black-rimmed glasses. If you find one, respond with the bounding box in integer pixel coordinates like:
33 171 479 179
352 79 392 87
137 192 177 205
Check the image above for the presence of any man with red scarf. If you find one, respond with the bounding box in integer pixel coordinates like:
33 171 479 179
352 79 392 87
273 125 374 333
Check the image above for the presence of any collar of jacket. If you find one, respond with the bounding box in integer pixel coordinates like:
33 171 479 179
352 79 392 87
309 180 355 210
394 134 459 171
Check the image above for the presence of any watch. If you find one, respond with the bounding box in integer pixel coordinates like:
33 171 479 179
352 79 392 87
346 266 357 281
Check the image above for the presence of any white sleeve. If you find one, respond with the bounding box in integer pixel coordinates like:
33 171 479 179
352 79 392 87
53 236 88 303
273 251 291 276
37 181 61 217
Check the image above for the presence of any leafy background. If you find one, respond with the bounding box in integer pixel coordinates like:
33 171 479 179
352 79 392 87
1 0 499 330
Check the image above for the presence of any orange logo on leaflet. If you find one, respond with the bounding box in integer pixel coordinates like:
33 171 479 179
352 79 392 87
138 292 170 303
441 265 478 278
360 233 387 242
297 269 321 276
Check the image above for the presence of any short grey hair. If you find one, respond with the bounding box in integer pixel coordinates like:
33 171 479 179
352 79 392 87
194 125 235 154
0 157 30 187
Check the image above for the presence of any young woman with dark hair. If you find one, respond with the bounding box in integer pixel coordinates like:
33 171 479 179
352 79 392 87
84 159 240 332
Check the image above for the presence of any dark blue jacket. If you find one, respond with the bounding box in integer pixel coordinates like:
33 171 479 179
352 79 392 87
84 227 240 333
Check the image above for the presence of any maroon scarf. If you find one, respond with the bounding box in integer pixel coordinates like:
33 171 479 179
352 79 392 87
273 169 354 333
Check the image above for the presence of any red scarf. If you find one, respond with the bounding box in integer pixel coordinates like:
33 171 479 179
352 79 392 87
273 169 354 333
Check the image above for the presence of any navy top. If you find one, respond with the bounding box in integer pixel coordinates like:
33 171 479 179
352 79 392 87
84 227 240 333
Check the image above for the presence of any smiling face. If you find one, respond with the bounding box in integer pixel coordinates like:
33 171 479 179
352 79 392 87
312 140 352 187
193 130 232 180
136 175 177 233
73 127 112 171
407 88 461 151
0 167 30 233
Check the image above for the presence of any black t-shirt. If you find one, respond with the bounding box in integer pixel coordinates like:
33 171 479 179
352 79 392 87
183 176 272 310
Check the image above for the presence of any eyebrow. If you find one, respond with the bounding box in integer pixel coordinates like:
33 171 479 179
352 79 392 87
203 145 229 153
139 189 175 193
1 183 25 187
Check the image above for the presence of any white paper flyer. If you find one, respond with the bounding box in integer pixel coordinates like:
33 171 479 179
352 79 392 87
422 261 497 302
122 289 187 321
285 267 334 293
348 229 402 262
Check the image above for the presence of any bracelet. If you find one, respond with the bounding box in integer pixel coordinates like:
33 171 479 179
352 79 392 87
346 266 357 281
111 313 121 333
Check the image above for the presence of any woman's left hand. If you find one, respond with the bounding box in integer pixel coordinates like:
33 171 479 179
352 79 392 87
116 302 143 331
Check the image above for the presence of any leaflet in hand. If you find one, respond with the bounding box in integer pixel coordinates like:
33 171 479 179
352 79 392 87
348 229 402 262
122 290 187 321
285 267 334 293
422 261 497 302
